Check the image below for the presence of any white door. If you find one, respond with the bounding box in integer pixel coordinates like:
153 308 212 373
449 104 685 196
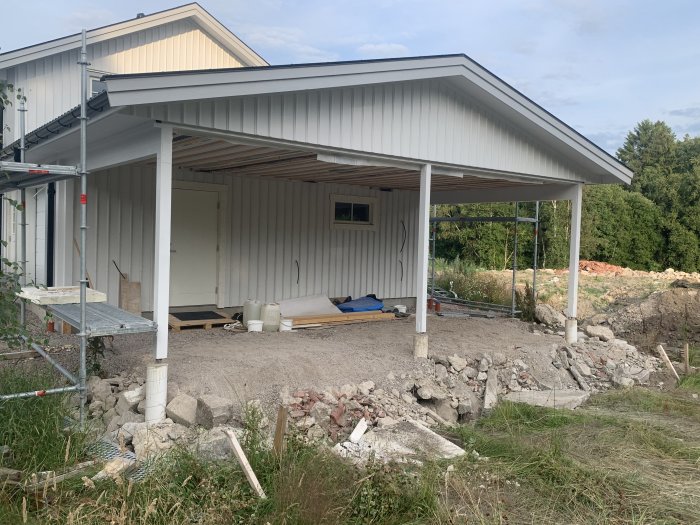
169 188 219 306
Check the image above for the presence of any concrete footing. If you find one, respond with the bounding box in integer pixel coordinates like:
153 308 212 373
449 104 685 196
413 333 428 359
565 318 578 344
145 362 168 423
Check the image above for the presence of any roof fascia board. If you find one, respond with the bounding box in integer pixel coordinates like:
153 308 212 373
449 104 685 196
0 4 266 69
104 56 631 183
432 183 580 204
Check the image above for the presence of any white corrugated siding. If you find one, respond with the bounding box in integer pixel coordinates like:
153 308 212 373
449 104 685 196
134 78 585 181
1 17 246 280
70 166 418 310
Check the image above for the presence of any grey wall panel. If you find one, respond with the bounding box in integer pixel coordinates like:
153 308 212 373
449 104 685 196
73 165 418 310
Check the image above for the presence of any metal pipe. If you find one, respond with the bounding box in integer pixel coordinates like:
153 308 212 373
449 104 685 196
0 385 81 402
532 201 540 302
430 204 437 301
19 99 27 326
21 336 77 385
78 29 88 429
430 216 537 224
511 201 519 317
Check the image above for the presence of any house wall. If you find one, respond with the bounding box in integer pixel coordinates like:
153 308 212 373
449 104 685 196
1 17 247 284
68 165 418 311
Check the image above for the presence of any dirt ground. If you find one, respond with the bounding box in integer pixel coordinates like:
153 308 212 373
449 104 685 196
37 314 562 412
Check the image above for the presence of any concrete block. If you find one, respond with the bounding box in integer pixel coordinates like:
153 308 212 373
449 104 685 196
196 395 232 429
166 393 198 427
504 390 590 410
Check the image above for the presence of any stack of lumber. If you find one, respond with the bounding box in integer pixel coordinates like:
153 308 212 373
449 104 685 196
289 310 396 328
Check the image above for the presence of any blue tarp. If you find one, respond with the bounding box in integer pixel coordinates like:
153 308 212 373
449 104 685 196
337 295 384 313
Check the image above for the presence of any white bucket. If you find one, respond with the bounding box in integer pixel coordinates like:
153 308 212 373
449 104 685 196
395 304 407 314
279 318 293 332
247 320 263 332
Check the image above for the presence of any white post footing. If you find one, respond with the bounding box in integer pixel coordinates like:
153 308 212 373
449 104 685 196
145 363 168 423
413 333 428 359
565 318 578 344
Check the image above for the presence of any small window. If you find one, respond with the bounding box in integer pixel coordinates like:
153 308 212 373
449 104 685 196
331 194 378 230
90 78 107 97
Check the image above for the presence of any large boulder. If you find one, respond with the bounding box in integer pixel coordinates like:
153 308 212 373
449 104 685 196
166 394 198 427
196 395 232 429
585 325 615 342
535 304 566 328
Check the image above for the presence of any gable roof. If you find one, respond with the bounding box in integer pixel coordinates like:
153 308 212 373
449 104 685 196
0 3 267 69
104 54 632 184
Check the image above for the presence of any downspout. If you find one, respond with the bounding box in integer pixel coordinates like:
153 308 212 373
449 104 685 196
47 183 55 287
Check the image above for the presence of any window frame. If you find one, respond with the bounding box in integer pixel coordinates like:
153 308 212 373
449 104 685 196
330 194 379 231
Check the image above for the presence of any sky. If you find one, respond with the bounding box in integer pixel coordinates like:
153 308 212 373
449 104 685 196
2 0 699 153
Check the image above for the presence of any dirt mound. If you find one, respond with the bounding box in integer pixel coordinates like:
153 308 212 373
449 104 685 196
607 288 700 348
579 260 628 275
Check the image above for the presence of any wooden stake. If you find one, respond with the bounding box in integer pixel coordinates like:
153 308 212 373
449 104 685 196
273 406 288 459
683 343 690 375
223 429 267 499
656 345 680 382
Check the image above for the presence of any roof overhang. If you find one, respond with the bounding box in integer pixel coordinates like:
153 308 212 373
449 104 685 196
0 3 267 69
103 55 632 185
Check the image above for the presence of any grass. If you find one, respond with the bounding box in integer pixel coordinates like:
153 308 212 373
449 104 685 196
2 366 700 524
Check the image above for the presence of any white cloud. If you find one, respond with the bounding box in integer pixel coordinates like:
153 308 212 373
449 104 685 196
240 26 338 63
357 42 409 57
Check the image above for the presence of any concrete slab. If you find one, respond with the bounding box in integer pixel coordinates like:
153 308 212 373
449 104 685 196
503 390 590 410
333 419 466 464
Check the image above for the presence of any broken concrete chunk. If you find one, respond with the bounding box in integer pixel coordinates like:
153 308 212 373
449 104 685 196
115 386 145 416
416 386 434 400
448 355 468 372
358 381 375 396
87 376 113 404
434 364 449 381
482 368 499 414
461 367 478 380
504 390 590 410
535 304 566 328
195 427 240 461
585 325 615 342
425 399 458 424
196 395 232 429
310 401 332 429
349 418 369 443
166 393 198 427
492 352 507 366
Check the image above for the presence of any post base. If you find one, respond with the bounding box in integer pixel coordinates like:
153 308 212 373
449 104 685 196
145 363 168 423
565 318 578 344
413 333 428 359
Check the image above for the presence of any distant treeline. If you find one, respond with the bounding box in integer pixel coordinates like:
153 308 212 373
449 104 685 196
435 120 700 272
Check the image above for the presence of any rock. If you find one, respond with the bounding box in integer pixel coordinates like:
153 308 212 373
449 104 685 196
503 390 590 409
196 395 232 429
195 427 239 461
130 422 188 460
585 325 615 342
492 352 507 366
477 372 488 381
478 358 490 373
166 382 180 404
611 374 635 388
460 367 478 380
166 394 198 427
331 403 347 426
358 381 375 396
376 417 399 428
434 364 449 381
456 391 480 416
535 304 566 328
306 424 327 441
573 362 592 377
310 402 332 428
87 376 113 404
513 359 529 371
339 384 358 398
426 399 459 424
448 355 468 372
483 368 499 413
416 386 434 400
115 386 145 416
107 410 144 433
400 393 416 405
102 407 117 426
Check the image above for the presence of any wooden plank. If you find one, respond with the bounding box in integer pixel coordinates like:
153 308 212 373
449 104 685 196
273 406 288 458
167 314 233 330
293 317 397 329
290 311 394 326
17 286 106 305
656 344 680 381
0 350 38 361
223 429 267 499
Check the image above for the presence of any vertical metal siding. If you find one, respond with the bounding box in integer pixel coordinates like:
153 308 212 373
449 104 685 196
73 166 418 310
140 78 585 181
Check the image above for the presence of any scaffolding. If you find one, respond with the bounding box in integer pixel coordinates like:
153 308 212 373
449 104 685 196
0 31 156 426
429 201 540 317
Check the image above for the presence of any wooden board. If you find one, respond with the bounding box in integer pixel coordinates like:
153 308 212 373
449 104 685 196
290 311 395 326
119 276 141 315
17 286 107 305
168 313 233 331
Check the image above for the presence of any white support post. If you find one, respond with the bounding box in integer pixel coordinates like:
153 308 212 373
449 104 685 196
565 184 583 343
153 126 173 361
416 163 431 334
147 125 173 423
